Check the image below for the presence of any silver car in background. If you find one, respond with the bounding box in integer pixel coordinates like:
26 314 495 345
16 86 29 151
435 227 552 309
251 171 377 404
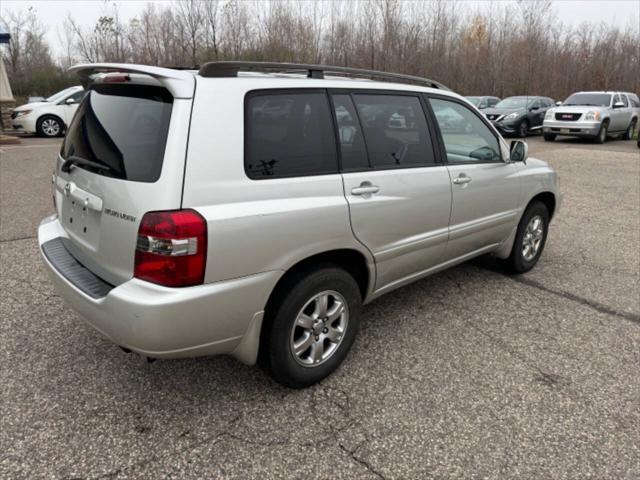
38 62 561 388
465 96 501 110
543 91 639 143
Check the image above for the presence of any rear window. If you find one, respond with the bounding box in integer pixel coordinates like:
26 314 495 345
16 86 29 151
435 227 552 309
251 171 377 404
61 84 173 182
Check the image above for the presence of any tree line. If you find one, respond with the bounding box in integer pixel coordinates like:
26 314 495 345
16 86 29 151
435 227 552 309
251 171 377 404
2 0 639 101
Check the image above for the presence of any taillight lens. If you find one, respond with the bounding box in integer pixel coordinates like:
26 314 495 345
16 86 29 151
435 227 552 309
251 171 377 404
134 209 207 287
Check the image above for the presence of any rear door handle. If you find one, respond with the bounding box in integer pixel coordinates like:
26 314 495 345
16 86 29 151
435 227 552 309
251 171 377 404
452 175 472 185
351 183 380 196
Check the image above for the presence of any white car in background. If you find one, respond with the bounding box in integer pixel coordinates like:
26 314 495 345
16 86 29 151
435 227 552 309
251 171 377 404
11 86 85 137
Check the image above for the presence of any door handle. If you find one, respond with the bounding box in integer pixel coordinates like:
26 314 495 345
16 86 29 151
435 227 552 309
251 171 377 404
351 183 380 196
452 174 472 185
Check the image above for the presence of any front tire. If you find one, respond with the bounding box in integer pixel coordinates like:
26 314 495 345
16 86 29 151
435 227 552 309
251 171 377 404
623 119 637 140
36 115 63 137
594 122 608 144
264 266 362 388
518 120 529 138
507 201 549 273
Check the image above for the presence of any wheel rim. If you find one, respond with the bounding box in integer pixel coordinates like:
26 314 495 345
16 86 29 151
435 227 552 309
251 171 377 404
42 119 60 136
289 290 349 367
522 215 544 262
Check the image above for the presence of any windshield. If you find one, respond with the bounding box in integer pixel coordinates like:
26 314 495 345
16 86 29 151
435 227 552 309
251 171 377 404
465 96 481 106
495 97 534 109
563 93 612 107
61 84 173 182
46 87 80 103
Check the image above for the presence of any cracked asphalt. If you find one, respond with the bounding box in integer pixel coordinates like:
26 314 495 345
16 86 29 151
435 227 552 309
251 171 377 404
1 135 639 479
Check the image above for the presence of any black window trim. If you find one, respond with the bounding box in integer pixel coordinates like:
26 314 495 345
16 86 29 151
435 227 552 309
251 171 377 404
243 88 340 180
244 87 445 180
425 93 506 165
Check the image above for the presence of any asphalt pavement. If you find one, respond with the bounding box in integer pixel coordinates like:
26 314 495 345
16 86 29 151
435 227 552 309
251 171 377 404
1 135 639 479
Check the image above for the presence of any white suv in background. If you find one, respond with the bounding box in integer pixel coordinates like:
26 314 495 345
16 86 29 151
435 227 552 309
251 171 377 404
543 91 639 143
11 86 85 137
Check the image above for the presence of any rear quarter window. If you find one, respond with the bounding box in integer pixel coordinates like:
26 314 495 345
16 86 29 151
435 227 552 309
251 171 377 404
61 84 173 182
245 91 338 179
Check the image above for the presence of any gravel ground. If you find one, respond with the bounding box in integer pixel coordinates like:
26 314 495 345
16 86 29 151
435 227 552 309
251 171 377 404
1 135 639 479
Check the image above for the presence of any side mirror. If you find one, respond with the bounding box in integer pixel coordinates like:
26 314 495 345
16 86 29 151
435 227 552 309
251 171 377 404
510 140 528 163
555 101 562 106
65 98 76 105
613 101 624 109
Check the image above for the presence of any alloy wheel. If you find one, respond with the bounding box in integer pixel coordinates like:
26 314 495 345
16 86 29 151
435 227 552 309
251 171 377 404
42 119 60 137
522 215 544 262
289 290 348 367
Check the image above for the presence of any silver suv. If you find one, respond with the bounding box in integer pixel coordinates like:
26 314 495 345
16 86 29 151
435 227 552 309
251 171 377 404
543 91 639 143
39 62 561 387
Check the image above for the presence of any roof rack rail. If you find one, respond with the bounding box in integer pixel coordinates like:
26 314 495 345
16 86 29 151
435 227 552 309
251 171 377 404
198 61 450 91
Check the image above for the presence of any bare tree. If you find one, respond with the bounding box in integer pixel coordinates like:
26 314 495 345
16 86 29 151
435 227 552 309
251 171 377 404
3 1 639 99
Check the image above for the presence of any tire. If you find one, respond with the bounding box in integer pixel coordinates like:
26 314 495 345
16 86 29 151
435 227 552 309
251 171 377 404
594 122 608 144
623 119 636 140
543 133 556 142
264 266 362 388
507 201 549 274
517 120 529 138
36 115 63 137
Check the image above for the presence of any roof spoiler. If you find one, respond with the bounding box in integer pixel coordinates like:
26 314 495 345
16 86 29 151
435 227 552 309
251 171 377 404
68 63 195 99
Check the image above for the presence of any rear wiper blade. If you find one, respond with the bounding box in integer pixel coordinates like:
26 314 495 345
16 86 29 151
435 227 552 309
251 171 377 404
61 155 112 174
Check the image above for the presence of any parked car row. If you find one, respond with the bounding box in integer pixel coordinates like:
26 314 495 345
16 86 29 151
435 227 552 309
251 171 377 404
12 84 638 146
465 91 639 143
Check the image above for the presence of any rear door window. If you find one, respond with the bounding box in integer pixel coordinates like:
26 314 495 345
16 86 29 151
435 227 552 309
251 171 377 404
351 94 435 168
245 92 338 179
619 94 629 107
61 84 173 182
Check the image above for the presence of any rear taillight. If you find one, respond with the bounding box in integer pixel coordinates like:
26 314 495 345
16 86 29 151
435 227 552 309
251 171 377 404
103 74 131 83
134 209 207 287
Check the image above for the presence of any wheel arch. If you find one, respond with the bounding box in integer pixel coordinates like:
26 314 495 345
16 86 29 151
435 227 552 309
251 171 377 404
265 248 373 310
493 191 556 259
529 191 556 221
253 248 373 365
36 113 66 136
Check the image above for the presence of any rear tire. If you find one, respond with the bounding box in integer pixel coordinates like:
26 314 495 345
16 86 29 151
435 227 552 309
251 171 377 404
518 120 529 138
594 122 608 144
543 133 556 142
623 119 637 140
507 201 549 274
36 115 63 138
264 266 362 388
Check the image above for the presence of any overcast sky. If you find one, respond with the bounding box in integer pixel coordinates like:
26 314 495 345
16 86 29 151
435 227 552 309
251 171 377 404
2 0 639 59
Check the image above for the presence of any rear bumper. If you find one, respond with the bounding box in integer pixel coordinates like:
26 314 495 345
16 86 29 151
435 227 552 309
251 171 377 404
38 215 281 364
543 120 601 137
